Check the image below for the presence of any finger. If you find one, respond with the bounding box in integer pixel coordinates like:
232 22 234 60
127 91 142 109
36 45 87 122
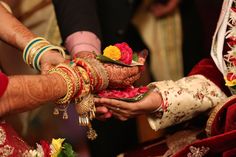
107 106 131 118
96 106 109 114
111 111 128 121
95 98 129 110
137 49 148 64
96 111 112 121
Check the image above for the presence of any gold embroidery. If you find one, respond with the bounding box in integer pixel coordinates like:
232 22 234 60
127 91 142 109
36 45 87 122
0 126 6 145
0 145 14 157
187 146 210 157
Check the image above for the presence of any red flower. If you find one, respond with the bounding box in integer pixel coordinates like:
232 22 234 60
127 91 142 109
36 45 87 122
226 72 236 81
232 7 236 13
227 37 236 47
138 86 149 93
114 42 133 64
98 86 148 99
229 56 236 66
40 140 51 157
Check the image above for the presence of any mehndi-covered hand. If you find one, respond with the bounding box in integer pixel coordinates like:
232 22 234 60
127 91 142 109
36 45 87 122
94 91 162 121
103 50 147 89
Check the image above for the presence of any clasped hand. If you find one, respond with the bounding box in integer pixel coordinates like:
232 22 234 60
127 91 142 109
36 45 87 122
40 50 149 120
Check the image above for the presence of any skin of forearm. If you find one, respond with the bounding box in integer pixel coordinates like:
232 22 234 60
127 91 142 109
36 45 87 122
0 73 67 116
0 4 37 50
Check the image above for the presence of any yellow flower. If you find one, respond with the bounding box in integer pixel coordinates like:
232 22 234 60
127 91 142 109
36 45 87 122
225 79 236 87
50 138 65 157
103 45 121 60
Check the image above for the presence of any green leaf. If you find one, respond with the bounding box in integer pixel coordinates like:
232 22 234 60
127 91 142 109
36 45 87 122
132 53 138 62
58 143 76 157
96 55 143 67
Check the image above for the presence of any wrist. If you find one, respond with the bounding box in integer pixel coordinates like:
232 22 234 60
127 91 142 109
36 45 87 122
65 31 101 56
49 73 68 99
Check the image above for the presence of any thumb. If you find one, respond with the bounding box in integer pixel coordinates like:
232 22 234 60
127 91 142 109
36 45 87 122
138 49 148 65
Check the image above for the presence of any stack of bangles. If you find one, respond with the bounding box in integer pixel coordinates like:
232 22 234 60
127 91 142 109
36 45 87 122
23 37 66 71
48 59 109 140
23 37 109 140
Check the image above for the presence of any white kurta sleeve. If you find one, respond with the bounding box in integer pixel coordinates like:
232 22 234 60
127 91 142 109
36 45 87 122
147 75 227 131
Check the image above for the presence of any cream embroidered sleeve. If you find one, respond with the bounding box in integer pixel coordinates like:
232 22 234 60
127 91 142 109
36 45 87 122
147 75 227 131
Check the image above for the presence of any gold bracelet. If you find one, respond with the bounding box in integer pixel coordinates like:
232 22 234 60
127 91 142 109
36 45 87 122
56 63 80 97
75 66 91 101
85 58 109 90
48 67 74 104
27 41 49 66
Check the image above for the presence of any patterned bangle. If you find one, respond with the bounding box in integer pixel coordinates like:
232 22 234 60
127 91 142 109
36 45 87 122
85 58 109 91
23 37 46 63
56 63 80 98
74 66 91 102
48 67 74 105
72 58 97 91
33 45 66 71
23 37 66 71
27 41 49 66
72 66 84 100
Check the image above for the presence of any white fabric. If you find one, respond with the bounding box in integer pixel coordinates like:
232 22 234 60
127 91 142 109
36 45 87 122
211 0 234 75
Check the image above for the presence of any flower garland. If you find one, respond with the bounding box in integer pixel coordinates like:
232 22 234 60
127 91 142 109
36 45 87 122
23 138 75 157
224 2 236 94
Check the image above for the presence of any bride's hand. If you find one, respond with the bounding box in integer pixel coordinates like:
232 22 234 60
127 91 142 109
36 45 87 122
104 50 148 88
94 91 162 121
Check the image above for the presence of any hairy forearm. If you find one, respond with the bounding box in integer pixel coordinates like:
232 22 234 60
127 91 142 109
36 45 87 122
0 4 37 50
0 74 67 116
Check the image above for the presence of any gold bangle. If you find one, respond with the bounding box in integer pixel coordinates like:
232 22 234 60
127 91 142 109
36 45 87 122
48 67 74 104
27 42 49 66
56 63 80 97
85 58 109 90
75 66 91 100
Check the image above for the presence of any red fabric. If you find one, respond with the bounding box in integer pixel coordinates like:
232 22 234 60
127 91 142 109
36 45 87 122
174 97 236 157
0 121 30 156
173 130 236 157
0 73 30 155
188 58 231 96
0 72 8 97
210 98 236 136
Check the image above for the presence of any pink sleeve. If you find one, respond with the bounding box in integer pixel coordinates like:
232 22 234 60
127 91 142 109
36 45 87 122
65 31 101 56
0 72 9 97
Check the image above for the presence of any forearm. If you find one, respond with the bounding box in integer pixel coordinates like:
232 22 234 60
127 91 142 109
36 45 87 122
0 4 37 50
0 73 66 116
